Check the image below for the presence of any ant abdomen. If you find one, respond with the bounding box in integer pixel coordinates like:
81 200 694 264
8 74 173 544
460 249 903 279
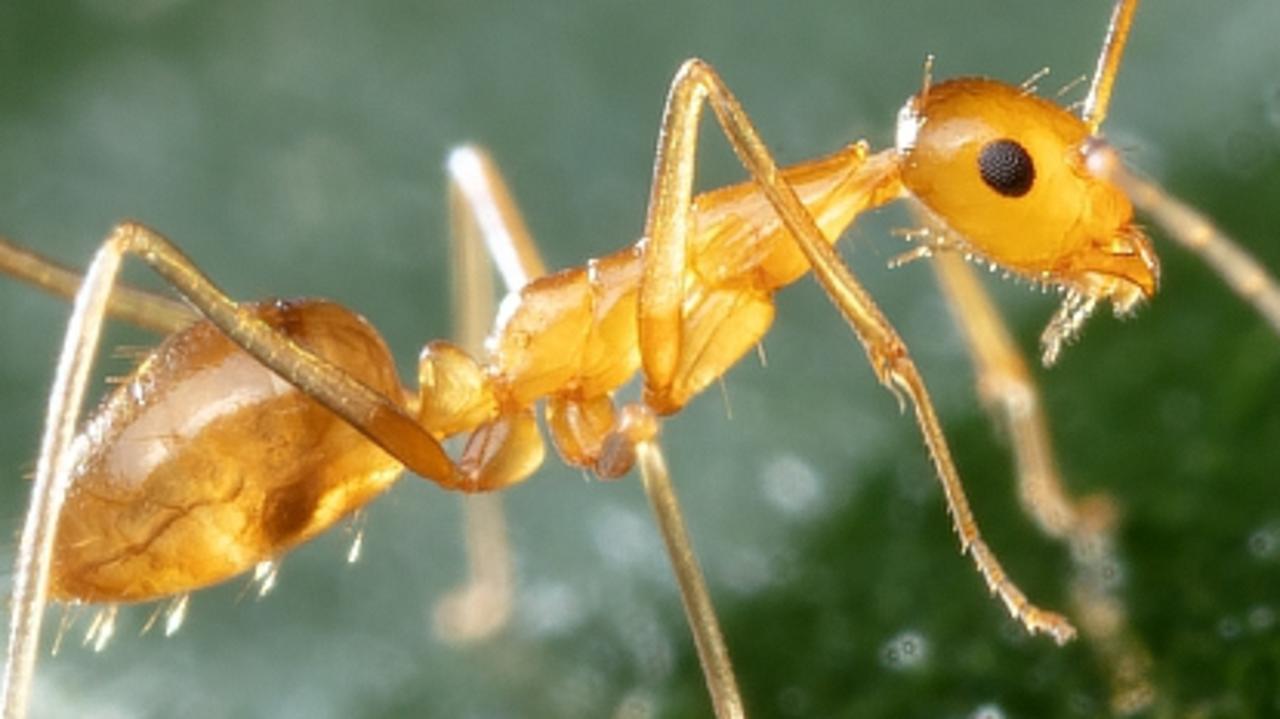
52 299 404 603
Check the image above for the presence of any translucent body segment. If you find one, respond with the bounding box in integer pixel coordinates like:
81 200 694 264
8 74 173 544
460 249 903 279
52 299 405 603
690 142 893 290
648 147 905 412
652 151 906 414
416 340 499 438
490 265 595 406
576 248 643 397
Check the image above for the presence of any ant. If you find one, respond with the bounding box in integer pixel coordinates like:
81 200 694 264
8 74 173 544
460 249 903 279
2 0 1278 716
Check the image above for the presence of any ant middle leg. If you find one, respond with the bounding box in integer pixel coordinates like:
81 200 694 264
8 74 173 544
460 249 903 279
637 57 1076 643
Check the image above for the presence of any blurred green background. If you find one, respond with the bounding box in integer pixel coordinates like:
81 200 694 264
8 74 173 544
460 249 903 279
2 1 1279 717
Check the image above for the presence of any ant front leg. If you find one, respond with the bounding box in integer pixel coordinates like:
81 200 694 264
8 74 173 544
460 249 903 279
431 145 551 644
932 251 1155 713
638 58 1076 643
931 252 1099 541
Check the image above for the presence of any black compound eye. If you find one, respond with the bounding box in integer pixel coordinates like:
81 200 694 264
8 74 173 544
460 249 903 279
977 139 1035 197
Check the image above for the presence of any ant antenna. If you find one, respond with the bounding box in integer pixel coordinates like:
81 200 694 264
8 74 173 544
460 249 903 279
1083 0 1140 132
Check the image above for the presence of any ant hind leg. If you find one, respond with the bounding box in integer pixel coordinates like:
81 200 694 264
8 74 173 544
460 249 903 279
0 235 194 334
431 145 550 644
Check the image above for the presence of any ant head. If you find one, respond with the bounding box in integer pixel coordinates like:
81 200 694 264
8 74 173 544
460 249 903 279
894 77 1159 361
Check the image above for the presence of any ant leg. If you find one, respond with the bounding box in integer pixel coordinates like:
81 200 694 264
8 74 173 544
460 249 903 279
432 145 549 643
2 228 130 718
634 423 744 719
931 252 1085 540
932 251 1155 713
1119 169 1280 335
590 401 743 719
0 235 194 333
640 58 1075 643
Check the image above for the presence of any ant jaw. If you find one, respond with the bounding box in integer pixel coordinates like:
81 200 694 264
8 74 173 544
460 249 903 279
1119 224 1161 299
1076 134 1162 296
1038 249 1155 367
1040 218 1159 366
1084 223 1161 301
1040 288 1099 367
